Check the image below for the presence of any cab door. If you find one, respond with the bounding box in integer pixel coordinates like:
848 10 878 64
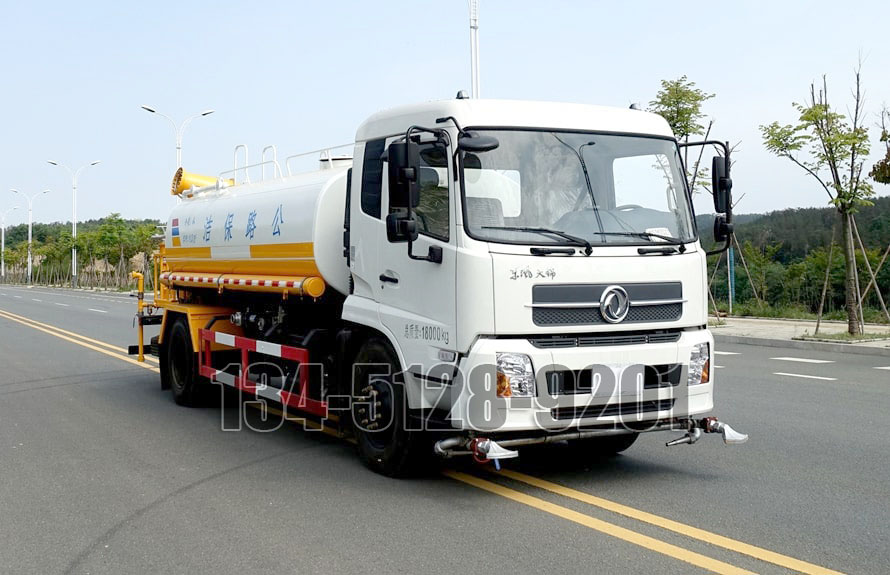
375 137 458 380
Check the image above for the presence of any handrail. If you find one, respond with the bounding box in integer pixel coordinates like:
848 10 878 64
285 143 352 176
261 145 278 181
219 143 353 187
232 144 249 184
219 159 283 185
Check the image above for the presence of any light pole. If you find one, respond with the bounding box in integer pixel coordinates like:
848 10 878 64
47 160 100 287
468 0 481 98
10 189 50 285
1 206 18 282
140 106 215 167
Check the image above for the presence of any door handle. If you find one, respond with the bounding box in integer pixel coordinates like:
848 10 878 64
379 273 399 284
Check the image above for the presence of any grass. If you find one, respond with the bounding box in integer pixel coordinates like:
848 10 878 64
715 300 890 325
795 331 890 342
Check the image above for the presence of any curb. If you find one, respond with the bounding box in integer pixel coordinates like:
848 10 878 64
714 334 890 357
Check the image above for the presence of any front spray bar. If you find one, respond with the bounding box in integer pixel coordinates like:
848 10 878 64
665 416 748 446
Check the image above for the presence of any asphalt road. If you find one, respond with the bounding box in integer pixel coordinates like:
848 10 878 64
1 285 888 575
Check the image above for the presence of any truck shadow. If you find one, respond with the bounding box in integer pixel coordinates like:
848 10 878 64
493 442 722 482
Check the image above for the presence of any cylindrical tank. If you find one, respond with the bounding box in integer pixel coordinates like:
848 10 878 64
164 164 352 296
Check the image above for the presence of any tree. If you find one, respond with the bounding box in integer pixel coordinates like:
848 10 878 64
871 106 890 184
760 67 877 334
649 76 715 193
649 75 714 140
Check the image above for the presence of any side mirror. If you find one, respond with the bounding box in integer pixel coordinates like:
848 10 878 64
386 212 418 243
458 131 499 153
388 141 420 209
711 156 732 214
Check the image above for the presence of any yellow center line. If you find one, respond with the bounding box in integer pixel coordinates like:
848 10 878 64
0 307 159 365
0 309 159 373
444 470 752 575
497 469 844 575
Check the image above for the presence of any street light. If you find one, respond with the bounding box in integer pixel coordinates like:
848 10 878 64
47 160 100 287
10 189 50 285
1 206 18 282
468 0 481 98
140 106 215 167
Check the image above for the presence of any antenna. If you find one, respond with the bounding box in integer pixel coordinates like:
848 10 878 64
468 0 480 98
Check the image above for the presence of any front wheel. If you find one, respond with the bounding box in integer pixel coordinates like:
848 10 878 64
350 337 429 477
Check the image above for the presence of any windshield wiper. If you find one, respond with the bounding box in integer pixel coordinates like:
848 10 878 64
551 134 607 243
591 231 687 246
482 226 593 256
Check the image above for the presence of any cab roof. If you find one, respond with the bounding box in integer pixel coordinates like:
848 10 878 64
355 98 675 142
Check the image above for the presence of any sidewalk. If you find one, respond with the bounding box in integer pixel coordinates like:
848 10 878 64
711 316 890 356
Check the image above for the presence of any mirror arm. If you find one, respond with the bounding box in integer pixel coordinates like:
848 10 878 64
436 115 465 134
408 240 443 264
681 139 734 256
706 227 733 256
678 139 730 157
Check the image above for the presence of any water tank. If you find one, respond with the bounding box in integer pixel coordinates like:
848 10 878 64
164 164 352 297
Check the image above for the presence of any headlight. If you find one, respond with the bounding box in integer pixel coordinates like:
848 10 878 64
687 342 710 385
496 353 535 397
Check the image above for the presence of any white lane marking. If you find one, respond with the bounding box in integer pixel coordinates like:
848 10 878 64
713 365 725 369
773 372 837 381
13 295 21 298
54 302 70 307
714 351 740 356
770 357 834 364
88 308 107 313
874 366 890 371
32 298 42 302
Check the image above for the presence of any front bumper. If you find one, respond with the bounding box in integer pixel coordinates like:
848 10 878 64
449 329 714 432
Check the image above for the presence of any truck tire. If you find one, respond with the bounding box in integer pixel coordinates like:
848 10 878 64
350 337 428 477
568 432 639 456
167 317 201 407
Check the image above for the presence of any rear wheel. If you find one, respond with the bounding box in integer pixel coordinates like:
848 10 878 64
351 337 428 477
167 317 201 407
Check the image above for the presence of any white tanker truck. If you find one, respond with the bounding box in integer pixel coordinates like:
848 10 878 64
131 96 746 476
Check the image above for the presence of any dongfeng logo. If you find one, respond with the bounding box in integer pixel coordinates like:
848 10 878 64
599 285 630 323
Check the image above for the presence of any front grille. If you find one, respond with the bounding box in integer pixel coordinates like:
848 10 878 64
531 283 684 327
533 303 682 326
551 398 676 420
530 330 681 349
546 364 682 395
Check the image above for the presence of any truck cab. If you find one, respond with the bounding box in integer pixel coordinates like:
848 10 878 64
341 98 741 470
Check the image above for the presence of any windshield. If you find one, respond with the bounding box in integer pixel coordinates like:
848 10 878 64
460 130 695 246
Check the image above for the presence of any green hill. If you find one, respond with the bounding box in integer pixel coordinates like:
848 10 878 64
698 196 890 258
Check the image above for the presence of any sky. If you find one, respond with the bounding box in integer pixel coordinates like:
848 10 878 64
1 0 888 227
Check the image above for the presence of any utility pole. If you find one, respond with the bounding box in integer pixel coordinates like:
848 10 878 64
468 0 480 98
